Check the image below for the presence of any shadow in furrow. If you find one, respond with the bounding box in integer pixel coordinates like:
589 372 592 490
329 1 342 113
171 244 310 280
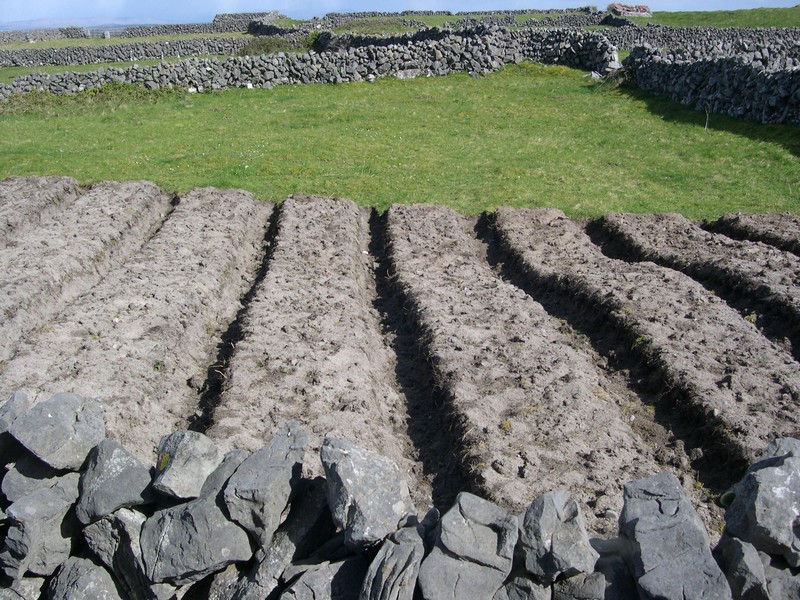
187 204 282 433
475 213 745 495
368 209 471 510
587 218 800 363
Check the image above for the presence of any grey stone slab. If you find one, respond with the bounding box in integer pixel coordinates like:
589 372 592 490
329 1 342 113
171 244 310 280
518 490 598 585
760 551 800 599
229 476 335 600
1 453 60 503
321 436 415 551
620 472 732 600
493 575 550 600
141 453 254 585
417 492 518 600
725 438 800 568
553 572 606 600
47 556 124 600
359 518 430 600
0 488 75 578
714 534 770 600
152 431 223 500
84 508 176 600
8 392 104 470
224 421 309 548
279 557 370 600
0 576 45 599
0 392 29 435
76 439 154 524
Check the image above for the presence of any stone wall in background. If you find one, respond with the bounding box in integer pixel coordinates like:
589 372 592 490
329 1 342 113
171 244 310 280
0 37 250 67
0 27 90 45
0 26 618 100
604 24 800 53
624 45 800 125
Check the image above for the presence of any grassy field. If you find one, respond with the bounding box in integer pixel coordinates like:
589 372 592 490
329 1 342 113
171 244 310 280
629 5 800 27
2 63 796 218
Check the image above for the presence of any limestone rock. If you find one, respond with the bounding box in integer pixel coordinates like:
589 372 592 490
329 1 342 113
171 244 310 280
620 471 732 600
493 575 550 600
47 556 124 600
141 451 253 585
0 576 45 599
760 551 800 599
2 453 61 503
279 557 370 600
360 510 438 600
417 492 518 600
725 438 800 568
76 439 154 524
224 421 308 548
0 487 77 578
321 436 415 551
714 534 770 600
517 490 598 584
152 430 223 500
8 392 104 470
0 392 29 434
84 508 176 600
229 476 334 600
552 572 606 600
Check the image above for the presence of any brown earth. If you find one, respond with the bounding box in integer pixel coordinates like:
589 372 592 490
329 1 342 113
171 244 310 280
706 212 800 258
2 177 799 538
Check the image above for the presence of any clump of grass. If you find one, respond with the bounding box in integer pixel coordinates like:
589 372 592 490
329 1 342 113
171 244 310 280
237 35 313 56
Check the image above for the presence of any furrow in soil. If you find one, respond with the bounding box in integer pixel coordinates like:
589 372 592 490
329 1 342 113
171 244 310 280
591 212 800 361
0 188 272 463
206 196 432 509
491 208 800 478
0 176 82 249
0 180 173 364
704 212 800 258
385 204 666 536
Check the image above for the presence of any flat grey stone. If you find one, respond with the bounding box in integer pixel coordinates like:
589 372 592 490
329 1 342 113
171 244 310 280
230 476 334 600
591 538 638 600
76 439 154 524
360 511 437 600
725 437 800 568
0 576 45 599
152 431 222 500
493 575 550 600
760 551 800 599
0 487 76 578
224 421 308 548
553 572 606 600
1 453 60 503
517 490 598 584
417 492 518 600
8 392 104 470
321 436 415 551
141 452 254 585
279 557 370 600
0 392 29 434
84 508 176 600
620 472 732 600
47 556 123 600
713 534 770 600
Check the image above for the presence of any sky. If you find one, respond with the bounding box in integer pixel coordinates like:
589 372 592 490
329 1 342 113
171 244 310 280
1 0 798 25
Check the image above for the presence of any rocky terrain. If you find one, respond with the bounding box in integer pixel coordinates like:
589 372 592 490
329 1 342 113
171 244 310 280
0 176 798 598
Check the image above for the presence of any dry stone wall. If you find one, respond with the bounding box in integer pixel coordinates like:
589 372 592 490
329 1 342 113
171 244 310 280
1 391 798 599
0 27 618 100
604 24 800 53
624 45 800 125
0 37 249 67
0 27 89 45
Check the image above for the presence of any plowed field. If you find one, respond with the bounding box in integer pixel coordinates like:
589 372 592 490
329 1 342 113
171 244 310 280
2 177 798 537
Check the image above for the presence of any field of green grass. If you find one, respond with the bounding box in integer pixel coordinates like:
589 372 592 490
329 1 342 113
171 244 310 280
629 5 800 27
2 63 796 218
